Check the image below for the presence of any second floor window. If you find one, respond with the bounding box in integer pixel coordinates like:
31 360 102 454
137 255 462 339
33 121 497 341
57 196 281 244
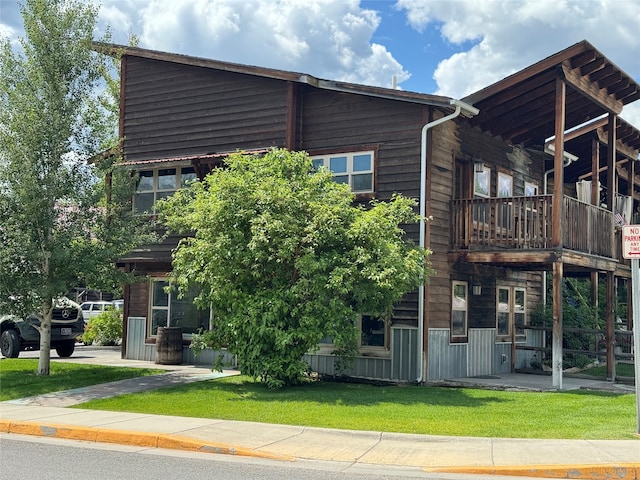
310 151 374 193
135 167 197 214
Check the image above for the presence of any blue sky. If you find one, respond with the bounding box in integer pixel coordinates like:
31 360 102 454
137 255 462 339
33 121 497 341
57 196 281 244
1 0 639 124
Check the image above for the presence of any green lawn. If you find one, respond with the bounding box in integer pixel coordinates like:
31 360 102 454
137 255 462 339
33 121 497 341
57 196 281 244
76 375 638 440
1 360 636 440
0 359 162 401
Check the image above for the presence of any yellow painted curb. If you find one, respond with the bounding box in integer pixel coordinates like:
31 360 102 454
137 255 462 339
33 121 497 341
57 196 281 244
4 420 293 462
0 419 11 433
424 464 640 480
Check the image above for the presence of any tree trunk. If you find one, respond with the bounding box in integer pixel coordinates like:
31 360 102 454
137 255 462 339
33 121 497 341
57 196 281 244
36 299 53 376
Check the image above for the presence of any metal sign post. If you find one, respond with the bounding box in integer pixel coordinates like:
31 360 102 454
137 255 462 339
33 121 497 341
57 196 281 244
621 225 640 434
632 259 640 434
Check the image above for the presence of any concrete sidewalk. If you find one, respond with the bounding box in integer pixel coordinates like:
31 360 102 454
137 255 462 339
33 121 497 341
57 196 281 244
1 346 639 479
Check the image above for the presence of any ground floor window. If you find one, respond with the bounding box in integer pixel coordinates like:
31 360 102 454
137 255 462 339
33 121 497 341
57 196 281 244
360 314 387 349
496 286 526 342
317 314 388 354
451 281 468 341
149 279 210 336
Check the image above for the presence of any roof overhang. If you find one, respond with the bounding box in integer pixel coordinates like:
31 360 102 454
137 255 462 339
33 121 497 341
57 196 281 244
463 40 640 148
117 149 271 167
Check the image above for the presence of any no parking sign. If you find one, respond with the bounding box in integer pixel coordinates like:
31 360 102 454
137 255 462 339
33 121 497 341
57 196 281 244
622 225 640 433
622 225 640 259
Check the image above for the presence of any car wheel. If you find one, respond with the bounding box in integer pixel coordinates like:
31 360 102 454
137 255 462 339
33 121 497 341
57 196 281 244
55 340 75 358
1 330 21 358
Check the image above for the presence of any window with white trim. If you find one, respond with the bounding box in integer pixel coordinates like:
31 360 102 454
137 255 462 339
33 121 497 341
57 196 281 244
496 286 526 342
310 151 374 193
149 279 210 336
134 167 197 214
473 164 490 223
451 281 468 339
525 182 538 197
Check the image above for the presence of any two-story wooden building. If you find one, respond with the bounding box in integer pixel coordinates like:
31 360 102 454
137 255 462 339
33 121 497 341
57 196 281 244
100 40 640 388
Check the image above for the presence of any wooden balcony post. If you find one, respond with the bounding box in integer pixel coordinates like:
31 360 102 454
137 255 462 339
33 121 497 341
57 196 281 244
607 113 616 258
552 260 563 389
552 77 566 248
606 271 616 381
590 139 599 323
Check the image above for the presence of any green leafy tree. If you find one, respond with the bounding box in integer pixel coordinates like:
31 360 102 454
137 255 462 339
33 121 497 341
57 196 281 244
0 0 150 374
159 149 430 388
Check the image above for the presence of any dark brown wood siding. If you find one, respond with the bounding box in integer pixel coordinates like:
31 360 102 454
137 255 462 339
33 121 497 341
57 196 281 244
125 263 172 320
426 122 545 330
122 57 290 162
299 88 430 325
425 119 459 330
127 280 149 319
299 88 425 201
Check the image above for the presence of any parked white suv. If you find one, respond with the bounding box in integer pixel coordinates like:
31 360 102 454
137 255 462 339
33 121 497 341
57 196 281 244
80 301 114 323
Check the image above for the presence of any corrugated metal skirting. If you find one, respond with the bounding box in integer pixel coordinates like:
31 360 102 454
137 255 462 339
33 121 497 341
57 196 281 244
428 328 541 381
427 329 467 380
305 327 418 382
126 317 152 361
468 329 495 376
125 316 235 367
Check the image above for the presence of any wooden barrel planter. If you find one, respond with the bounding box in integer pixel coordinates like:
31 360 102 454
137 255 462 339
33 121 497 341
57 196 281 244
155 327 183 365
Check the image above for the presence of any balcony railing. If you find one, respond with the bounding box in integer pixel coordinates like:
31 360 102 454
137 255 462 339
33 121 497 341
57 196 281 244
451 195 614 258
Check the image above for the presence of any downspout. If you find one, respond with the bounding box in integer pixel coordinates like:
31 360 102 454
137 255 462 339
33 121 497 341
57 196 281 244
417 98 479 383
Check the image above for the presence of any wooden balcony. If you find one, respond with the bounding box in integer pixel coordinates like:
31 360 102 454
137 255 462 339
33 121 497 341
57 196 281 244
450 195 621 272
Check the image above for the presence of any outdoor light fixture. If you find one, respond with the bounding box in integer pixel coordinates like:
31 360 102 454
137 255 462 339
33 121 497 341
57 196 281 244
472 285 482 295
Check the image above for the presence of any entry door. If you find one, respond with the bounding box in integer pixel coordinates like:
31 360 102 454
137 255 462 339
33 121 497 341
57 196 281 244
496 287 526 342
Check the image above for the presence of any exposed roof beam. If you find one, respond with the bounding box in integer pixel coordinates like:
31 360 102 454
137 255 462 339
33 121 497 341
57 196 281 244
464 42 589 104
616 164 640 192
546 116 608 143
597 127 640 159
579 56 604 75
561 62 623 114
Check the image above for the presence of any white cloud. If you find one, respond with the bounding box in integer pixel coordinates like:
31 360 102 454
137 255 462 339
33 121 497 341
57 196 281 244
0 22 15 41
3 0 638 128
0 1 22 44
623 103 640 131
99 0 410 88
395 0 640 101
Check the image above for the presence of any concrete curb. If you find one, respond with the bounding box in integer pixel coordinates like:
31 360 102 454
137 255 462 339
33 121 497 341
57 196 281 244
4 418 638 480
0 419 293 462
425 464 640 480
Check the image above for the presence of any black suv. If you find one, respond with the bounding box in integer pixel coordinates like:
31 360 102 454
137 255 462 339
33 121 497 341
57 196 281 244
0 298 84 358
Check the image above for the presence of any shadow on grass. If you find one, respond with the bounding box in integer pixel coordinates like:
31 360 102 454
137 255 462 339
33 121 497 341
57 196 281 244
0 358 162 401
155 376 513 408
150 374 631 413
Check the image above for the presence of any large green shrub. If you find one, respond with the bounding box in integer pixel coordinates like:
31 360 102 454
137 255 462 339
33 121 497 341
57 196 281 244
159 149 429 388
82 308 122 346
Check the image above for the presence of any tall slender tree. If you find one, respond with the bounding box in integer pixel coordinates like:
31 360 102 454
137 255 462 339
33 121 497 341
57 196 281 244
0 0 148 374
